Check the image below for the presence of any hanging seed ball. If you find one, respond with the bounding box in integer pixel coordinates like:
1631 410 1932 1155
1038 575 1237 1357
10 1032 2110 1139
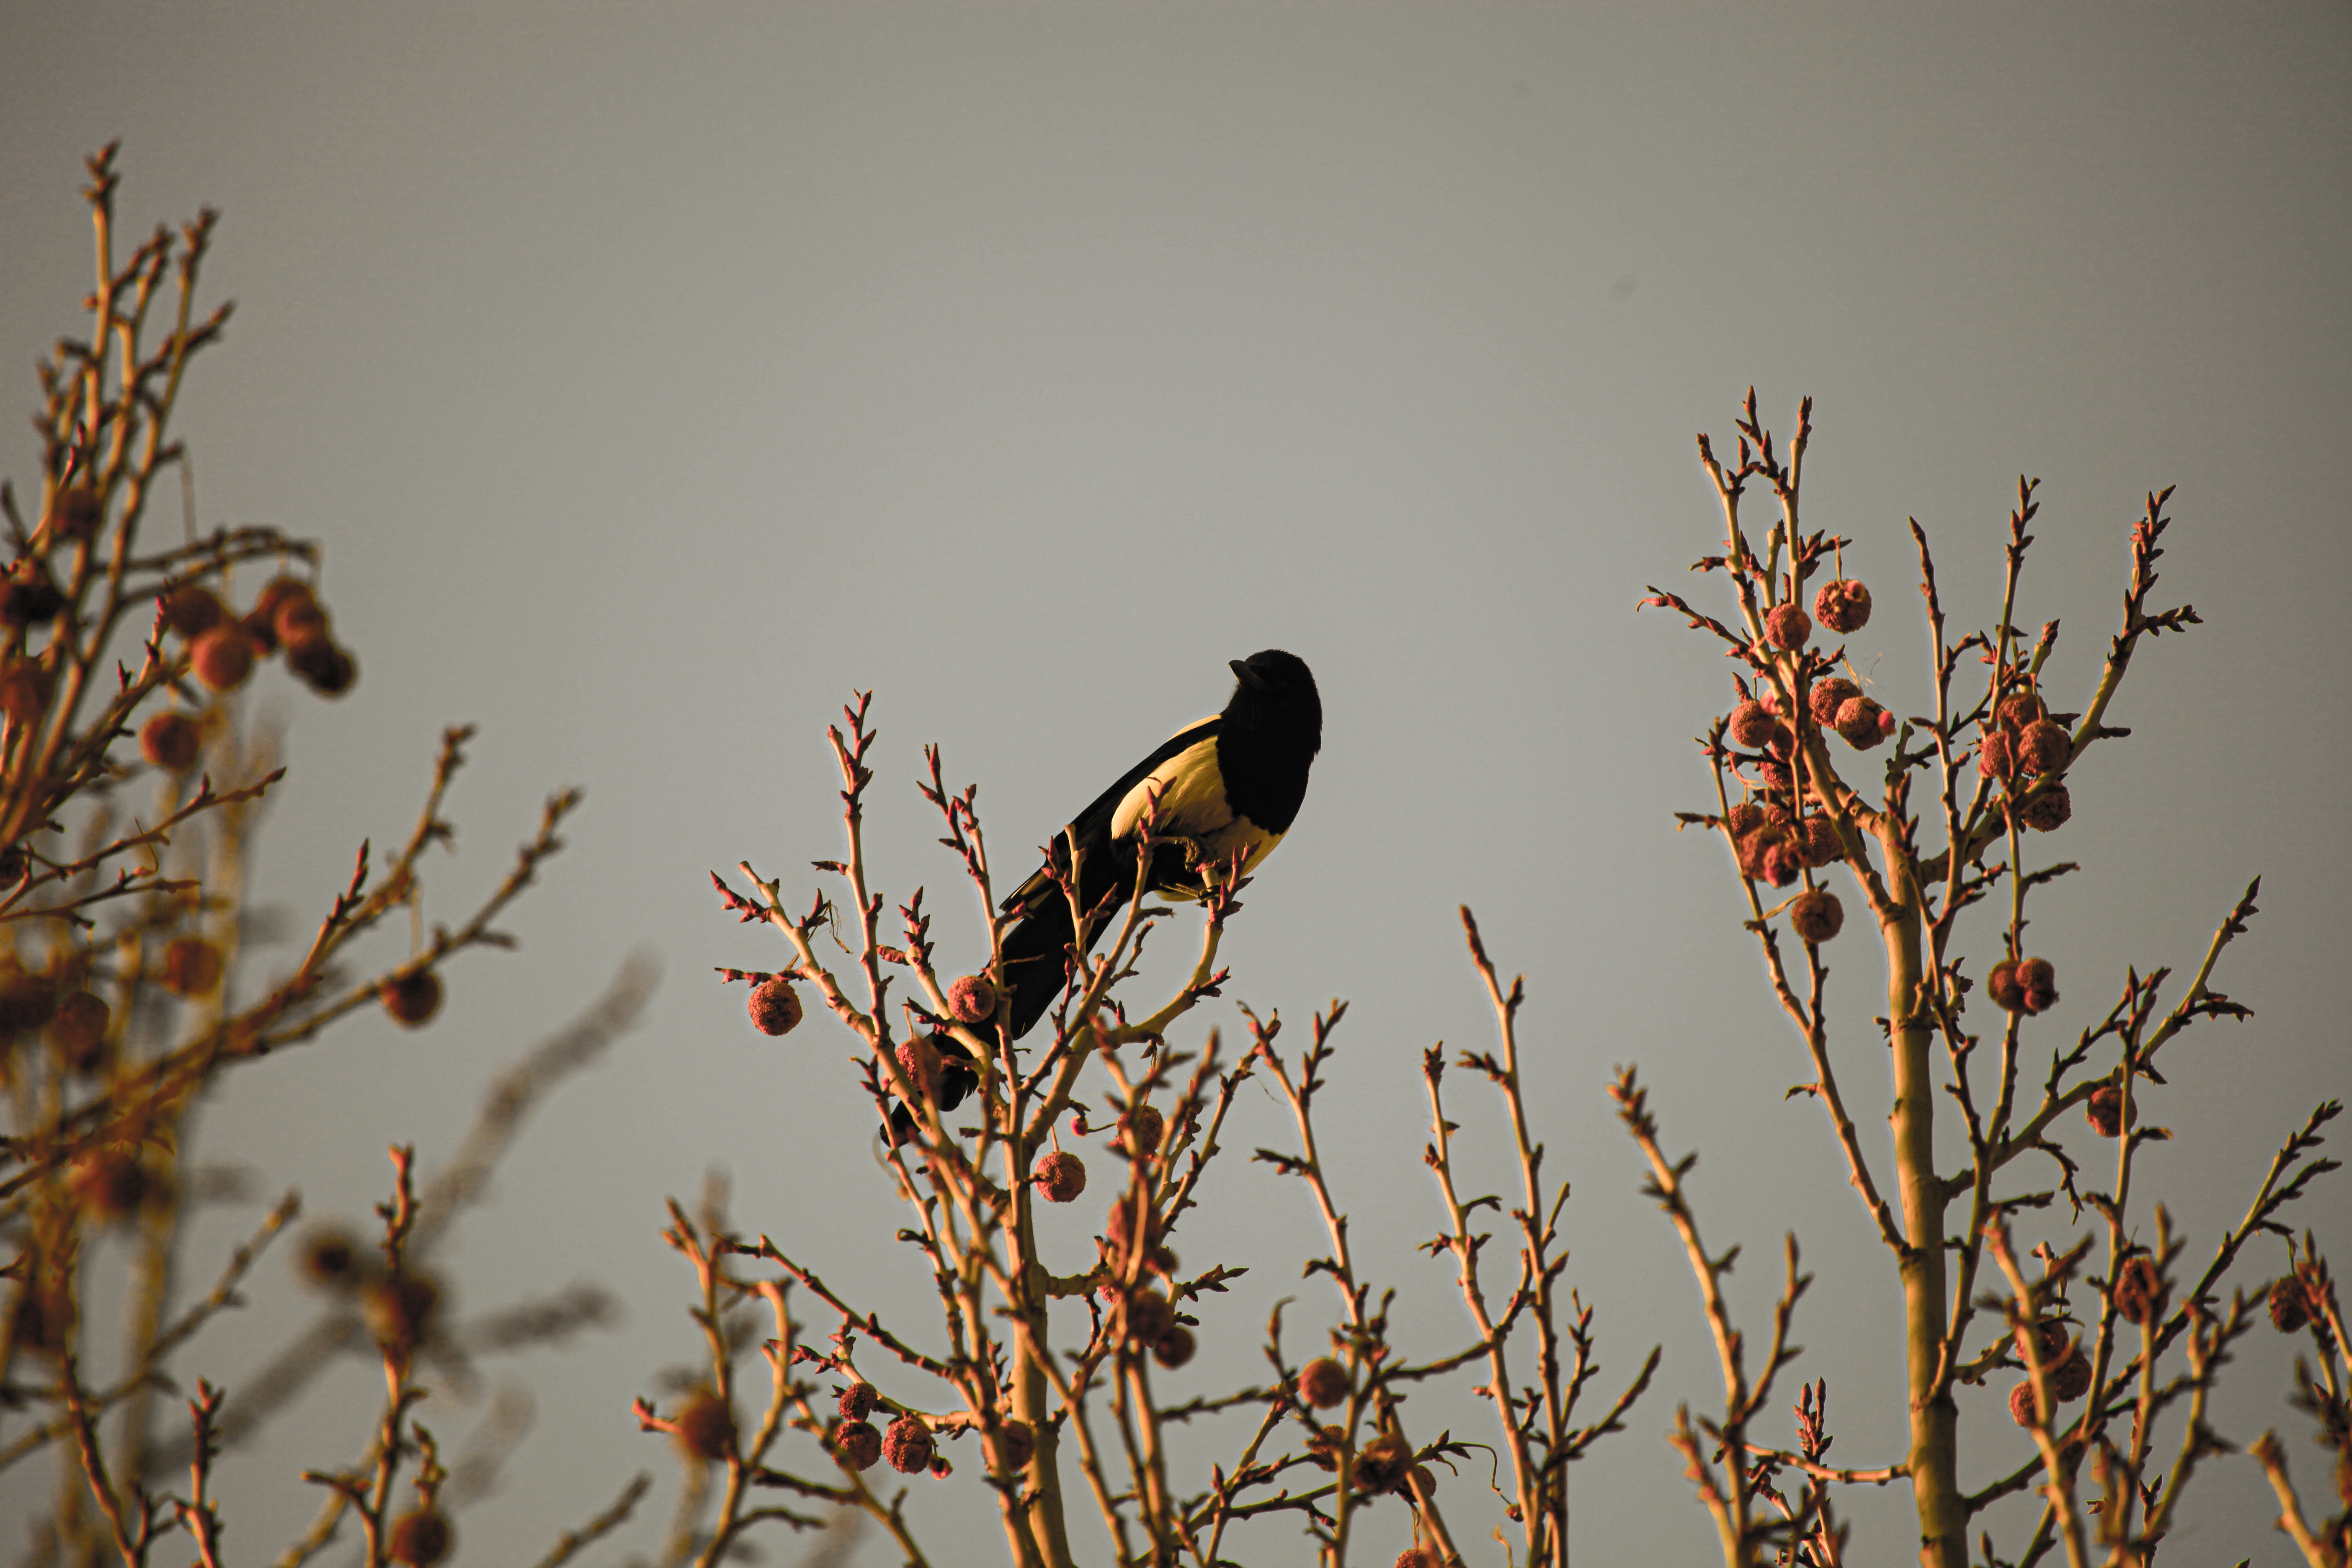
286 634 358 696
140 710 203 772
2015 1318 2071 1367
1119 1104 1166 1158
990 1419 1036 1471
947 972 998 1023
928 1455 953 1478
297 1227 364 1291
2269 1278 2312 1333
158 936 223 998
746 976 802 1036
0 973 56 1038
0 662 53 725
380 968 442 1028
1814 578 1872 634
673 1389 737 1462
1809 677 1861 726
190 626 257 692
2086 1084 2128 1138
832 1418 882 1471
1034 1150 1087 1203
1765 603 1813 650
2112 1257 2167 1327
2048 1349 2092 1402
1789 888 1844 944
70 1150 149 1220
1104 1189 1157 1253
2020 785 2072 833
160 584 226 639
252 574 314 624
0 574 64 628
1725 802 1768 838
1126 1288 1176 1347
2016 719 2071 776
838 1382 880 1421
1728 700 1777 748
2017 957 2058 1014
1153 1324 1197 1369
1834 695 1888 750
361 1270 440 1355
1300 1357 1351 1410
387 1508 453 1568
1798 815 1843 868
882 1412 934 1474
1986 960 2025 1013
895 1032 941 1095
48 485 105 543
273 595 329 650
1978 730 2014 779
1355 1432 1415 1494
49 991 109 1074
1759 837 1803 889
1397 1547 1442 1568
2008 1381 2046 1427
1999 691 2047 732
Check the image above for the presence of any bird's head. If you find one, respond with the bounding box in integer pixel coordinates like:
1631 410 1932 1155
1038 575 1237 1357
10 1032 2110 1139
1227 649 1321 752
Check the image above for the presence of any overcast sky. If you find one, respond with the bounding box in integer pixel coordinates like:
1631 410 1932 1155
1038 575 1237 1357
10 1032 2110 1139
5 5 2347 1565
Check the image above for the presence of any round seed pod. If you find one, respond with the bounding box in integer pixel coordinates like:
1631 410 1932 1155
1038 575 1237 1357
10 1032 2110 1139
273 597 329 649
158 937 223 998
1034 1150 1087 1204
1998 692 2046 732
746 977 802 1036
2014 1318 2071 1367
1809 677 1860 726
362 1271 440 1355
1986 960 2024 1014
70 1150 149 1221
49 991 110 1075
1397 1547 1442 1568
140 711 202 772
2086 1084 2128 1139
47 486 104 543
1125 1289 1176 1347
1300 1357 1351 1410
286 633 358 696
673 1389 737 1462
1355 1431 1415 1494
1118 1104 1165 1158
297 1228 364 1291
2020 785 2071 833
2269 1277 2312 1333
895 1033 941 1096
2111 1257 2166 1327
1725 802 1768 838
832 1419 882 1471
2017 957 2058 1014
380 968 442 1028
160 584 226 639
1789 889 1844 944
2008 1381 2045 1427
1153 1324 1197 1369
882 1413 934 1474
1798 815 1843 868
990 1419 1036 1471
189 627 257 692
839 1382 880 1421
1765 604 1813 650
0 662 53 725
1728 700 1777 748
1978 730 2013 779
2048 1349 2092 1402
387 1508 452 1568
2016 719 2071 776
948 972 998 1023
0 575 64 628
1814 578 1872 634
0 973 57 1036
1834 696 1888 750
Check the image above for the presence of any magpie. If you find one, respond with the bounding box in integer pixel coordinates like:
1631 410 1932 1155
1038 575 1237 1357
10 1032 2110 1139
995 648 1322 1041
881 649 1320 1143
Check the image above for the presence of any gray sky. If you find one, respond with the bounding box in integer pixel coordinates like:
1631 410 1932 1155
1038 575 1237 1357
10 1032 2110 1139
5 4 2347 1564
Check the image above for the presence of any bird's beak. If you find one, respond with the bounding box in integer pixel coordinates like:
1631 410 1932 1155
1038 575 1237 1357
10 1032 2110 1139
1229 658 1266 690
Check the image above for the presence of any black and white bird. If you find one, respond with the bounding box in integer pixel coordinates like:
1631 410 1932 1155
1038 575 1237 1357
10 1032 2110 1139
994 647 1322 1041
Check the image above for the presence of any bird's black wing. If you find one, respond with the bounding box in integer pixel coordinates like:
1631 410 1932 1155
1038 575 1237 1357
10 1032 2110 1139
998 716 1222 916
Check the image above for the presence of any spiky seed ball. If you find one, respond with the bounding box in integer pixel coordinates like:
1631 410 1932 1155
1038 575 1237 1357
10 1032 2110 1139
70 1151 149 1220
2008 1381 2045 1427
190 627 257 692
990 1419 1036 1471
1300 1357 1351 1410
1978 730 2013 779
158 936 223 998
0 663 52 725
928 1455 953 1478
747 976 802 1036
1034 1150 1087 1203
286 634 358 696
2047 1349 2092 1402
2020 785 2072 833
1153 1324 1197 1369
1119 1104 1165 1158
2015 1318 2071 1367
1765 604 1812 650
1999 692 2046 732
1799 815 1843 868
273 597 329 649
251 574 314 624
0 973 56 1035
2269 1277 2312 1333
1835 696 1888 750
1126 1289 1176 1346
1987 960 2025 1013
362 1271 440 1355
2086 1084 2127 1138
1728 700 1777 748
1759 838 1803 888
838 1382 879 1421
1397 1547 1442 1568
48 485 104 543
49 991 109 1074
1725 803 1768 838
1149 1243 1180 1279
1104 1190 1157 1253
2016 719 2070 776
298 1228 364 1291
2112 1257 2166 1327
2017 957 2058 1014
140 711 202 772
673 1389 737 1462
387 1507 453 1568
1814 578 1872 634
895 1033 941 1096
1788 889 1843 943
882 1413 934 1474
381 968 442 1028
0 576 64 628
1303 1424 1344 1471
1809 677 1860 726
832 1418 882 1470
1355 1432 1415 1494
946 972 998 1023
160 584 226 639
